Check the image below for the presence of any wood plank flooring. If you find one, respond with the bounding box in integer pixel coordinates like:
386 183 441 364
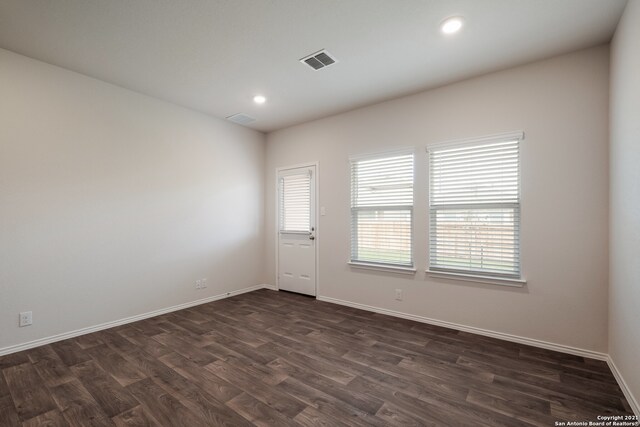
0 289 634 426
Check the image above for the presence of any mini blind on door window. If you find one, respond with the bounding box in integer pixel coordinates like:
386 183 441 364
351 152 414 267
428 134 521 278
280 172 311 233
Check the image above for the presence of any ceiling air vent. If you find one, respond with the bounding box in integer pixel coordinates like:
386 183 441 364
300 49 337 71
226 113 256 125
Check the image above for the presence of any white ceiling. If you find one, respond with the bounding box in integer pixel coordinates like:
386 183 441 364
0 0 627 132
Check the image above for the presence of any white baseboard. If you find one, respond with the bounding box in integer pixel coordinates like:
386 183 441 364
317 295 609 361
607 356 640 417
263 284 278 291
0 284 269 357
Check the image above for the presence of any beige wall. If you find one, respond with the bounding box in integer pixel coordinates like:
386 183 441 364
610 0 640 411
0 49 266 351
266 45 610 353
0 33 620 372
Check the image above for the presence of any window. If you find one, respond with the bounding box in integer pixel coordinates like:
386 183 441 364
428 133 522 279
350 151 414 268
279 171 311 233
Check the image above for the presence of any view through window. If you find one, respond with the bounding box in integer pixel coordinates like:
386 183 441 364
428 135 521 278
350 152 414 267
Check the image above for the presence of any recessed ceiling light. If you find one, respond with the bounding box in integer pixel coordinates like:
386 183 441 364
441 17 464 34
253 95 266 104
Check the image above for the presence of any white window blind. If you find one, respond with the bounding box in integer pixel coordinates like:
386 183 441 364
279 172 311 233
428 134 522 278
351 152 414 267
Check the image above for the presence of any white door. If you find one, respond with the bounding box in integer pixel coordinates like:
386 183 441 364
277 165 316 296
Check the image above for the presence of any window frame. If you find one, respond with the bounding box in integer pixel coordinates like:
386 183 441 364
349 148 416 272
278 168 313 234
426 132 525 285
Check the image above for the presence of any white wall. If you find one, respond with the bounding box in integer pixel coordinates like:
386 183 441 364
609 0 640 412
0 49 265 351
266 45 610 353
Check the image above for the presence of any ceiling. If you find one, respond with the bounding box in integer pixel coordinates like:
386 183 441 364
0 0 627 132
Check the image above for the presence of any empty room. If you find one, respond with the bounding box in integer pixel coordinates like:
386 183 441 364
1 0 639 426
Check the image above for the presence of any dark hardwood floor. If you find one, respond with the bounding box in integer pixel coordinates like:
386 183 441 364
0 289 633 426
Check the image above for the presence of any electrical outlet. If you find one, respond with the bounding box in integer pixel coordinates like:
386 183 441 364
201 278 207 289
195 279 201 289
395 289 403 301
19 311 32 327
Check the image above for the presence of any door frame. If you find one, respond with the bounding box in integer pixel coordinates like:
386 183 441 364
275 161 320 297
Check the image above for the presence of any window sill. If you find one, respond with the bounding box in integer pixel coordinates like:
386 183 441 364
426 269 526 287
349 261 417 275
